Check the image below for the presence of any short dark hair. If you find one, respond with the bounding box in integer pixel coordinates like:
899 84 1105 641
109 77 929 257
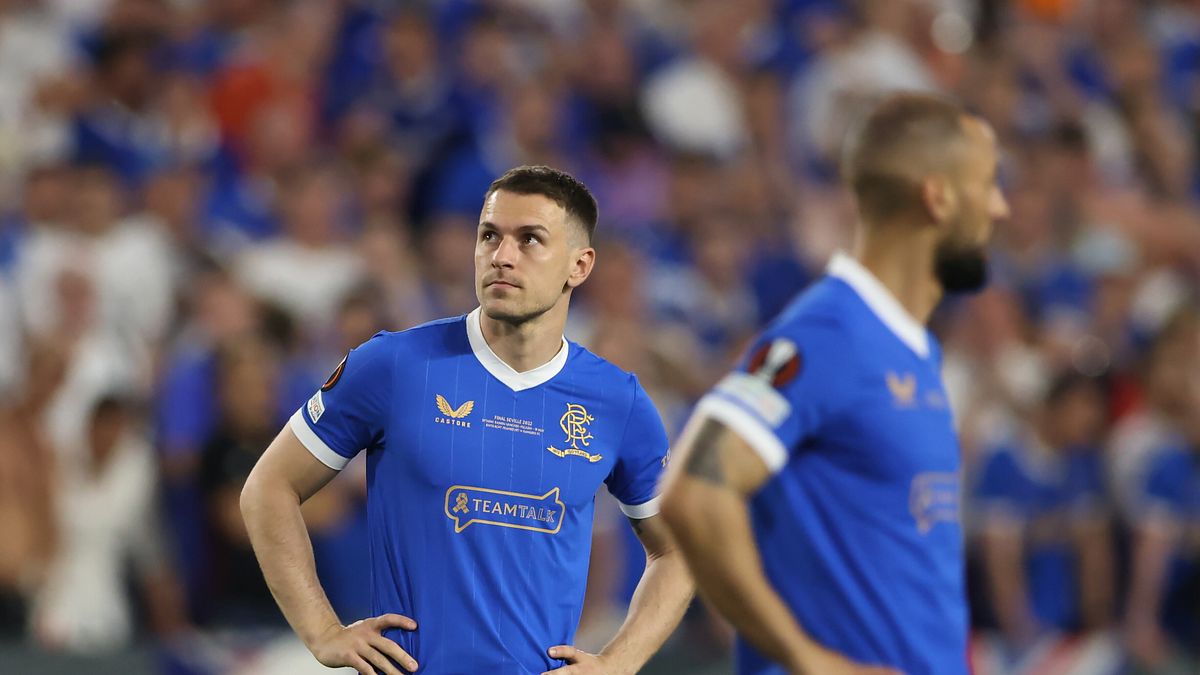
1043 370 1104 407
485 165 598 244
841 92 970 223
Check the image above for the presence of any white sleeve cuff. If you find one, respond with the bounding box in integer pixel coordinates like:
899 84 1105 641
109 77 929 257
694 394 789 474
289 410 351 471
619 495 661 519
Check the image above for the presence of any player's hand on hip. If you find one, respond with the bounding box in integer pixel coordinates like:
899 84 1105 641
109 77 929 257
543 644 623 675
309 613 420 674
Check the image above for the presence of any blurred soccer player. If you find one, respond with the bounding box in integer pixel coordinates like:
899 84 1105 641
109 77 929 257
241 166 692 674
660 93 1009 675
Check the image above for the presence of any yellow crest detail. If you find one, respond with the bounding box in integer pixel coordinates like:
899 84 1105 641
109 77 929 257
547 403 601 462
886 371 916 407
436 394 475 419
559 403 594 448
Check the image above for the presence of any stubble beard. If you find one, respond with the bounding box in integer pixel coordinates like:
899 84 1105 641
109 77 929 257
482 292 559 327
933 238 989 293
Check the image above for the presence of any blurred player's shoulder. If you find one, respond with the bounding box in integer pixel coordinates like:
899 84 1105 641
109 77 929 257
761 275 859 345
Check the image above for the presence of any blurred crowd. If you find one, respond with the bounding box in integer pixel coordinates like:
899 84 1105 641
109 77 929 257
0 0 1197 673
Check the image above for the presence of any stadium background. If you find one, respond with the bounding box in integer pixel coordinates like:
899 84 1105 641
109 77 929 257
0 0 1198 673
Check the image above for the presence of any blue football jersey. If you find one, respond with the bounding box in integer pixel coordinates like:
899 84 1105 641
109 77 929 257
693 253 968 675
289 309 669 674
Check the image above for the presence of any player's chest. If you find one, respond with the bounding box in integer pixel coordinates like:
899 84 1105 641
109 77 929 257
832 363 960 478
386 377 626 505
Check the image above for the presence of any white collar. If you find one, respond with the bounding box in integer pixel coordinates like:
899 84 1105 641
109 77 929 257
826 251 930 358
465 307 570 391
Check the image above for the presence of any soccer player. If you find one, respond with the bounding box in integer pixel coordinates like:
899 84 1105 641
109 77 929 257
659 93 1010 675
240 166 692 674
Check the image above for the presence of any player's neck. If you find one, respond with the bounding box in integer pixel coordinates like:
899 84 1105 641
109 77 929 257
479 301 569 373
854 233 942 326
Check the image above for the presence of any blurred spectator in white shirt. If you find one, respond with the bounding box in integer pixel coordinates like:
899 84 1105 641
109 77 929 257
31 394 188 653
234 163 364 333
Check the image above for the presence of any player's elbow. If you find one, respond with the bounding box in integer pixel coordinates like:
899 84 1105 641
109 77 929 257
659 480 703 537
239 465 273 525
239 472 261 523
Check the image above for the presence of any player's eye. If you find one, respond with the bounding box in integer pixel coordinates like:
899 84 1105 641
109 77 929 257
480 231 496 242
522 233 541 245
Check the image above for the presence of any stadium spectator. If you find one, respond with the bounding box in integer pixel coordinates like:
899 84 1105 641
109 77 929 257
972 372 1115 648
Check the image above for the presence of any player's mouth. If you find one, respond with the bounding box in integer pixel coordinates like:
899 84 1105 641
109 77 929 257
486 279 520 289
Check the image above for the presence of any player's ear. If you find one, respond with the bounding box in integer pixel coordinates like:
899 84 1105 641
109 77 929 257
566 246 595 289
921 174 958 227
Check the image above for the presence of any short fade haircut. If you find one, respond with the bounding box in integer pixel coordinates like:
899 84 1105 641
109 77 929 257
485 165 599 245
841 92 970 224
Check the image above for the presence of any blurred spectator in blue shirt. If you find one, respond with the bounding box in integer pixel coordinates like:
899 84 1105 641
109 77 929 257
973 371 1115 649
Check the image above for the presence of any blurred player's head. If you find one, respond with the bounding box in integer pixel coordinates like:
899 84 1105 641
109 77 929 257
476 166 598 325
842 92 1009 293
1041 371 1107 449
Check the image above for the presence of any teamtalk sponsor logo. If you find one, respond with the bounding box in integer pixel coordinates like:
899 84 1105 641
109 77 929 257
444 485 565 534
909 472 960 533
435 394 474 428
547 403 602 462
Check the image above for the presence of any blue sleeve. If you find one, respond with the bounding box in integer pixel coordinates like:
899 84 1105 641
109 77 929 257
1138 450 1192 521
605 378 670 519
972 449 1030 522
289 332 393 470
691 318 849 474
157 353 215 455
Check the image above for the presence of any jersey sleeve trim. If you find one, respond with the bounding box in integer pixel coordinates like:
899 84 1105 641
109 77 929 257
288 410 351 471
619 496 661 519
695 393 789 474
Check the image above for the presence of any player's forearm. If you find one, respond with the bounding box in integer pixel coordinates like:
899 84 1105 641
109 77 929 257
1075 522 1115 629
661 480 814 673
1125 526 1174 627
598 547 693 675
981 530 1035 640
240 475 341 647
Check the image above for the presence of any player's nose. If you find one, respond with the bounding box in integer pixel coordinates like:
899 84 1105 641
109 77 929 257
491 234 518 268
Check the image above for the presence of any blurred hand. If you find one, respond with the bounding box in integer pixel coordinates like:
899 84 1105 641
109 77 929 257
309 614 419 674
543 645 620 675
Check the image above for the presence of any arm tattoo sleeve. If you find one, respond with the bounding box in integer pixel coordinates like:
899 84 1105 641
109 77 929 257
684 419 727 487
628 517 646 536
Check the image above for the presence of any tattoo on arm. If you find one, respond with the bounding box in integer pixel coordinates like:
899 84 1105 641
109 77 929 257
684 420 726 486
629 517 646 536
